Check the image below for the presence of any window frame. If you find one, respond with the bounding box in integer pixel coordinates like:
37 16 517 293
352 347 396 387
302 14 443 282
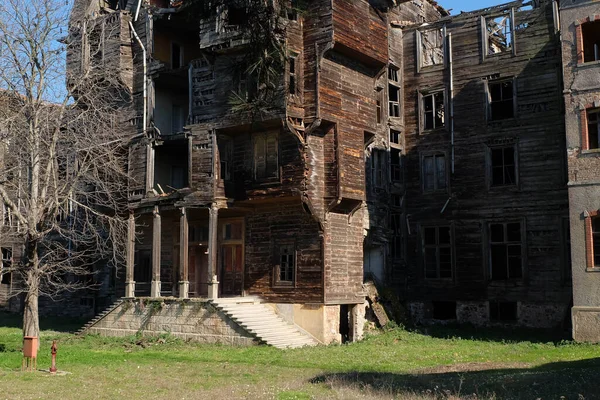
584 211 600 271
273 243 297 288
421 152 448 193
419 89 447 133
370 148 386 191
287 53 299 98
1 247 12 285
388 66 401 118
481 9 516 59
485 78 517 122
421 225 454 280
487 143 518 188
582 107 600 151
252 131 279 182
577 19 600 64
416 25 446 72
486 220 526 281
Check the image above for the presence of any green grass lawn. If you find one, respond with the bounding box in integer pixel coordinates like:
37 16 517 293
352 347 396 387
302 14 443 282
0 313 599 399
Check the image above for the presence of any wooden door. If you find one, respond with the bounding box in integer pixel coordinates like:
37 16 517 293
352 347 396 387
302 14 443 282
220 244 243 296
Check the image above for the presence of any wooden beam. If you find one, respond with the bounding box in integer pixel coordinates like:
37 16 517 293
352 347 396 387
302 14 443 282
151 206 161 297
179 207 189 298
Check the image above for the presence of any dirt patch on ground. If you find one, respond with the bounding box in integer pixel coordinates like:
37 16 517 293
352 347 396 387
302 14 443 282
417 361 532 374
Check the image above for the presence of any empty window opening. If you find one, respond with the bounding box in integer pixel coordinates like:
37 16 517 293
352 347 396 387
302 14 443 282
390 130 401 145
486 14 512 54
376 100 382 124
339 304 350 344
171 42 183 69
253 132 278 181
593 217 600 267
1 247 12 285
288 55 297 96
432 301 456 320
582 20 600 63
392 194 402 208
422 153 446 192
154 141 189 193
388 67 399 83
490 222 522 280
423 226 452 279
391 148 402 183
422 91 445 130
488 80 514 120
420 28 444 67
490 146 516 186
227 6 246 26
371 149 385 190
587 108 600 149
171 105 185 134
490 301 517 321
389 84 400 117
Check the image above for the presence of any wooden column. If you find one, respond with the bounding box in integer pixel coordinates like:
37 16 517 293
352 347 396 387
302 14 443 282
125 213 136 298
207 203 219 299
179 207 189 298
150 206 162 297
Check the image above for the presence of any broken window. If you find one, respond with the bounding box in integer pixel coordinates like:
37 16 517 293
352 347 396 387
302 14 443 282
486 13 513 55
253 132 278 181
154 140 189 192
487 79 515 121
422 91 445 131
489 301 517 321
288 55 297 96
390 130 401 146
391 213 402 260
388 66 401 118
582 20 600 63
490 145 517 186
275 245 295 286
371 149 385 190
1 247 11 285
389 84 400 118
171 42 183 69
391 148 402 183
489 222 522 280
586 108 600 150
423 226 452 279
388 67 399 83
419 28 445 68
422 153 446 192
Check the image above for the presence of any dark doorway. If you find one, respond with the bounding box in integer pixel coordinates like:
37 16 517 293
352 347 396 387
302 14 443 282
339 304 350 343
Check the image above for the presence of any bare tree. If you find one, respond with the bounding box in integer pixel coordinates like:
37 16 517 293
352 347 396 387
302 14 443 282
0 0 129 338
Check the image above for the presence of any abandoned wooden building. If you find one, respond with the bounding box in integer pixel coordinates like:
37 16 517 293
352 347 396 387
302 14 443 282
22 0 593 344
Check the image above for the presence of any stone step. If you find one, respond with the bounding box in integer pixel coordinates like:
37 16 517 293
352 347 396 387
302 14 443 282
210 299 318 349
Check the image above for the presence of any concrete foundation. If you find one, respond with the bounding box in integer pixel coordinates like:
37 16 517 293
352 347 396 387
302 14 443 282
88 298 256 345
572 307 600 342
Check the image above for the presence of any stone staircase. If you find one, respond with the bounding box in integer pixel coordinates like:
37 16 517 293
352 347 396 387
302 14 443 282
76 299 123 335
211 297 319 349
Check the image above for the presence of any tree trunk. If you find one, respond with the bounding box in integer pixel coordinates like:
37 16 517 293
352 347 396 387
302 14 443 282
23 284 39 339
23 251 40 340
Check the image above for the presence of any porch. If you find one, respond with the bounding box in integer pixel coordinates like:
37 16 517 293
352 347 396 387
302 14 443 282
125 205 246 300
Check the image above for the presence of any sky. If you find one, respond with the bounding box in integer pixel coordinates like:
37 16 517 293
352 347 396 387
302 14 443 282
441 0 505 15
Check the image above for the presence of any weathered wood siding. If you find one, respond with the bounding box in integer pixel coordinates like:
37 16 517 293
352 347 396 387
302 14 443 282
400 2 570 305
